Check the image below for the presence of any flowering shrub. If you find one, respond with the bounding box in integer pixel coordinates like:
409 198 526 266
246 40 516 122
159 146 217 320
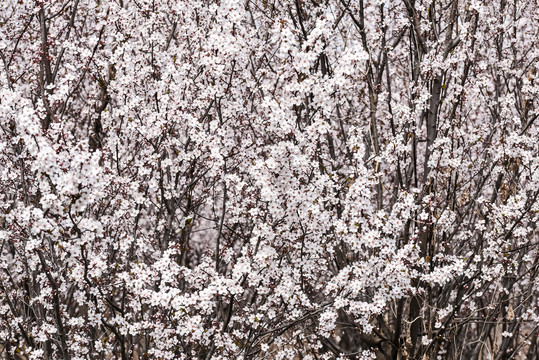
0 0 538 359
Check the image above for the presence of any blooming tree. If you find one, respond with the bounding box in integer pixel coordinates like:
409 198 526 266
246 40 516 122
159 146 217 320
1 0 538 359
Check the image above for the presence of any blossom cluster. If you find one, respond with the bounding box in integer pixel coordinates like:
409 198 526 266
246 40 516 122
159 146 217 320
0 0 538 359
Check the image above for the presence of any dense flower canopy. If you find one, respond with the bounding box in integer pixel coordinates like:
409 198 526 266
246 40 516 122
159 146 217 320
0 0 538 359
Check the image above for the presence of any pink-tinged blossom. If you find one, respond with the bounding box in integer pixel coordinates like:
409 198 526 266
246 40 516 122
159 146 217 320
0 0 538 359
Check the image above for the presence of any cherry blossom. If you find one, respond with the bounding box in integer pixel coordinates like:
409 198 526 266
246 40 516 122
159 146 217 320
1 0 538 359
